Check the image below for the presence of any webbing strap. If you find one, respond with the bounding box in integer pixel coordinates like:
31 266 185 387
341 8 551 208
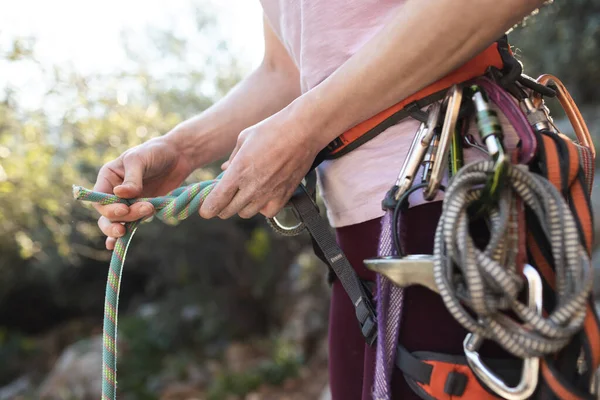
289 186 378 345
310 91 447 170
395 344 523 400
527 129 600 400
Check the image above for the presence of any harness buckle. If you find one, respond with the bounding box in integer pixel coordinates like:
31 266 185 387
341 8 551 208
463 264 542 400
355 295 378 346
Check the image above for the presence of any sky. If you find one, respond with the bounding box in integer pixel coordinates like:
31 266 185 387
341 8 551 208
0 0 265 107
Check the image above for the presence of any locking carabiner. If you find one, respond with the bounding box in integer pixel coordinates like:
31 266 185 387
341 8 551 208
470 85 509 203
463 264 542 400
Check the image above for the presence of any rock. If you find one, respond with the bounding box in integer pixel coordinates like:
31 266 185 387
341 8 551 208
0 376 32 400
319 384 332 400
38 335 102 400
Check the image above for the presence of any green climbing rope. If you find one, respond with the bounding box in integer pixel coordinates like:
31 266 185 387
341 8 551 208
73 178 220 400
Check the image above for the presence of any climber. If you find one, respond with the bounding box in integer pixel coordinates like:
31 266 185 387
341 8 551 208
91 1 551 399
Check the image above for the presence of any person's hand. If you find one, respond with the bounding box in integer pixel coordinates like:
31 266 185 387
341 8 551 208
200 111 319 220
93 137 194 250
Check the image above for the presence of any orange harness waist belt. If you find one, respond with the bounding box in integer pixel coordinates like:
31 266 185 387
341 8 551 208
313 37 511 167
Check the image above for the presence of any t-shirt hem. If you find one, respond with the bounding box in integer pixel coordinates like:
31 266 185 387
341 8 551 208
326 201 387 229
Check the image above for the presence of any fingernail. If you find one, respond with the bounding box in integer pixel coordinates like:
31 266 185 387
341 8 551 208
113 227 122 236
114 207 128 217
139 205 152 215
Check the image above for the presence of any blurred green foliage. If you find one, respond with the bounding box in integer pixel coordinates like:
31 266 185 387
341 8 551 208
0 4 305 392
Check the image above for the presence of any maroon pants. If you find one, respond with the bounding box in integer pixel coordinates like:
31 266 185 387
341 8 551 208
327 202 505 399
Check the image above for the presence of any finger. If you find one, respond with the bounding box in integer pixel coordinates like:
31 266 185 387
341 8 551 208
199 170 240 219
92 163 130 218
106 236 117 251
113 152 144 199
260 198 287 219
238 200 267 219
218 188 257 219
97 201 155 223
98 216 126 238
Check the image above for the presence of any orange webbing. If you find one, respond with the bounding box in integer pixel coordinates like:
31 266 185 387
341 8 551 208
561 136 594 253
416 360 501 400
584 304 600 370
542 134 563 190
330 42 505 155
530 130 600 399
527 236 556 289
533 74 596 160
541 361 586 400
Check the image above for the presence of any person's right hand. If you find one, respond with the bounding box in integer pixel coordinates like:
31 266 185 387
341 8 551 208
93 137 194 250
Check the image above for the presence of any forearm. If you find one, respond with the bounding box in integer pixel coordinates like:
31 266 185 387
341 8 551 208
166 61 300 168
289 0 547 152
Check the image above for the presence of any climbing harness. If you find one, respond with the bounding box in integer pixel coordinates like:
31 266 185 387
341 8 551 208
73 33 600 400
361 73 599 399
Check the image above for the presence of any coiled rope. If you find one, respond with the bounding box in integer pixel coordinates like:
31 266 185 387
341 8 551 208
433 160 593 358
74 176 308 399
74 180 221 399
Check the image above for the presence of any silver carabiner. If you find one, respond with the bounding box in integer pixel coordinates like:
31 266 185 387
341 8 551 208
392 102 442 201
463 264 542 400
423 84 463 201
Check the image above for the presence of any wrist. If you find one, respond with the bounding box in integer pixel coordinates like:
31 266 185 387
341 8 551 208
283 89 348 155
162 117 225 170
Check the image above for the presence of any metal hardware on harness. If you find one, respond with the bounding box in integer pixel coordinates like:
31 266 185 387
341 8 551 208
266 172 318 236
363 255 437 293
390 102 442 202
449 116 464 178
433 160 592 359
463 264 542 400
420 132 438 187
471 86 508 204
463 133 489 155
423 84 463 201
267 211 305 237
520 97 551 133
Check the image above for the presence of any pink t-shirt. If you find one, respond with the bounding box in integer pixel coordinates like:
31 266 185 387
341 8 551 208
260 0 518 227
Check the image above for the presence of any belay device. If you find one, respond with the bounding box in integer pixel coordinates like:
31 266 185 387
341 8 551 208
74 35 599 399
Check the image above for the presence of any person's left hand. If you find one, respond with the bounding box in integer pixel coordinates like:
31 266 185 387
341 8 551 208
199 110 319 219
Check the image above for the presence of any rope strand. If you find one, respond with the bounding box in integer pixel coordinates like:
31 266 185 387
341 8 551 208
73 179 219 400
433 160 592 359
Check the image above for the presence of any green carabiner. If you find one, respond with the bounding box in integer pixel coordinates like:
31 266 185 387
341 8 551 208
470 85 508 205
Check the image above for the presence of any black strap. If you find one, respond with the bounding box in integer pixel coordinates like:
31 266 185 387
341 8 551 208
395 345 433 384
290 184 378 346
396 344 524 398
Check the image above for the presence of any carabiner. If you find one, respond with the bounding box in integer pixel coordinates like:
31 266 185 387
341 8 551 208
423 84 463 201
382 102 441 209
471 85 508 202
463 264 542 400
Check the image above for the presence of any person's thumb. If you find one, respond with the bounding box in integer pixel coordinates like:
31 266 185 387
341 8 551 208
114 153 144 198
